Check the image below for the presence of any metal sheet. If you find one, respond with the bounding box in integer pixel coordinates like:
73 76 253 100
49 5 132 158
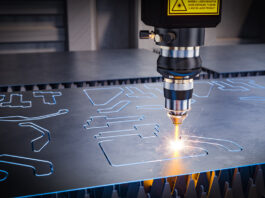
1 77 265 197
0 49 158 87
1 44 265 88
201 44 265 74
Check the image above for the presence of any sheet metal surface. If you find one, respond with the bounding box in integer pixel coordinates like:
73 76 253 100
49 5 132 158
1 44 265 88
1 77 265 197
0 49 158 87
201 44 265 74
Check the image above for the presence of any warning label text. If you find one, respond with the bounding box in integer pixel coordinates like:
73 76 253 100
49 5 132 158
168 0 220 16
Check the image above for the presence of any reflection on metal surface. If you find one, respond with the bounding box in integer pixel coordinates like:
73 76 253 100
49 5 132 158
98 100 130 113
33 91 62 105
0 154 53 177
18 122 50 152
0 94 31 108
84 87 124 106
0 109 69 122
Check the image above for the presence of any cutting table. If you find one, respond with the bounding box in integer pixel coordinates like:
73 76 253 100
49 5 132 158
0 45 265 198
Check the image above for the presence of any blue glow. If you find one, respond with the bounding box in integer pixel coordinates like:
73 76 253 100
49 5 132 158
136 105 164 110
0 109 69 122
126 87 156 98
0 170 8 182
0 94 32 108
83 87 124 106
144 84 163 94
17 162 265 198
95 123 159 140
193 81 215 98
84 115 144 130
18 122 50 152
239 96 265 102
227 79 265 89
212 81 249 92
0 154 53 177
33 91 62 105
97 100 130 113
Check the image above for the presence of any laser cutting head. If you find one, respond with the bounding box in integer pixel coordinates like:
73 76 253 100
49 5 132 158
140 0 222 127
164 77 193 125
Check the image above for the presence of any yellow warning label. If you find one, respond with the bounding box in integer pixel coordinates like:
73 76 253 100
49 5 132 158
168 0 220 16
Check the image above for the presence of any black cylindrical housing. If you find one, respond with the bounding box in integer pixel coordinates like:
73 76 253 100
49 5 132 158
157 56 202 78
164 89 193 100
142 0 222 28
155 28 205 47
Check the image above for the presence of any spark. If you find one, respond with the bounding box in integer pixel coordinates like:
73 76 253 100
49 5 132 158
170 140 184 151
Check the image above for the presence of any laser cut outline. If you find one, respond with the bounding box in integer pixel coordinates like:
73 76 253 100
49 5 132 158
136 105 164 110
97 100 131 113
239 96 265 102
126 87 157 98
0 154 53 177
181 135 243 152
83 87 124 106
18 122 51 152
33 91 62 105
96 124 242 166
0 109 69 122
226 79 265 89
0 94 32 108
95 123 209 167
193 81 215 98
212 81 249 92
84 115 144 130
144 84 163 94
98 139 208 167
0 170 8 182
95 123 160 139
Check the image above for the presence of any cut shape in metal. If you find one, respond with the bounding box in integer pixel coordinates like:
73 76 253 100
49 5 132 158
126 87 157 98
0 94 31 108
0 170 8 182
84 115 144 130
33 91 62 105
0 109 69 122
239 96 265 102
0 154 53 177
84 87 124 106
97 100 131 113
99 135 208 167
18 122 50 153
